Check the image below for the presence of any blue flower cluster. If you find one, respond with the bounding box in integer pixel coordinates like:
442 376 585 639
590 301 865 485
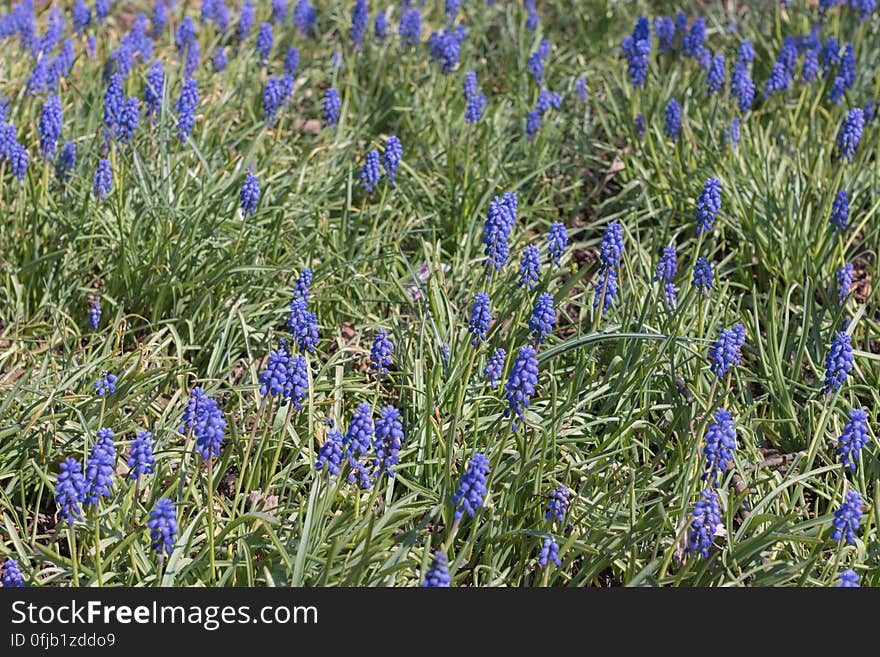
702 409 737 484
180 387 227 460
240 172 260 217
93 371 118 396
127 431 155 480
2 559 25 587
831 490 863 545
422 550 451 587
708 324 746 377
482 192 518 276
505 345 539 431
468 292 492 345
654 246 678 309
686 489 721 558
621 17 651 88
822 331 854 394
545 485 570 523
538 537 561 567
370 328 394 375
84 428 117 505
695 178 722 233
428 26 466 73
484 348 506 388
463 70 487 124
148 497 178 556
836 408 868 471
528 293 555 345
451 453 490 520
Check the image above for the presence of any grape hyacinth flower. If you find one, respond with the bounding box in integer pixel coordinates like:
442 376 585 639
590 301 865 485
56 141 76 181
830 76 846 105
840 44 856 89
1 559 25 588
39 94 62 159
347 458 372 489
654 245 678 309
505 344 539 431
526 110 541 140
127 431 155 480
382 135 402 183
529 293 555 345
831 490 864 545
484 348 506 388
372 406 404 478
115 97 140 143
213 47 228 72
428 27 466 73
547 222 567 266
822 331 854 394
726 116 741 149
93 158 113 201
654 16 674 53
315 426 343 477
708 323 746 377
288 297 319 353
262 76 285 124
175 77 199 143
271 0 288 24
738 38 754 65
829 190 849 233
528 51 544 86
802 49 819 84
465 84 487 124
351 0 368 47
322 87 341 127
695 178 722 234
481 193 517 275
593 267 618 314
422 550 451 587
664 98 681 142
683 18 706 59
294 268 312 302
180 388 227 460
374 12 387 40
175 16 196 53
575 77 588 102
538 537 561 567
706 53 726 95
153 2 168 37
545 485 570 523
599 222 624 270
837 108 864 163
370 329 394 375
237 0 255 40
852 0 877 22
621 34 651 88
702 409 737 484
145 61 164 123
256 22 273 63
764 61 790 97
399 9 421 47
360 150 380 193
519 245 541 290
293 0 317 36
148 498 178 556
73 0 91 32
836 408 868 472
84 428 117 505
451 453 490 519
343 403 374 459
835 569 860 587
93 371 118 396
634 113 645 138
258 344 293 398
468 292 492 345
692 257 714 292
720 61 743 109
837 263 853 306
685 490 722 558
89 299 102 329
240 172 260 217
55 458 87 526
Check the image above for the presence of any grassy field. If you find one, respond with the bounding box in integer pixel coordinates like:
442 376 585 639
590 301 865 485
0 0 878 588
